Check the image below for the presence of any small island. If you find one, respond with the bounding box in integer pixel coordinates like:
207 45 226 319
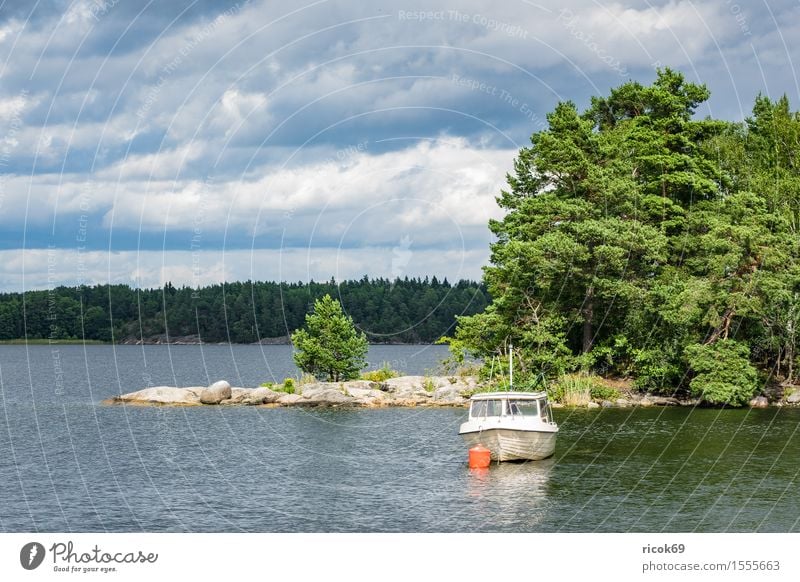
103 375 800 409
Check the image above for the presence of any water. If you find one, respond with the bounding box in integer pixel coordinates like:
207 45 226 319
1 345 799 532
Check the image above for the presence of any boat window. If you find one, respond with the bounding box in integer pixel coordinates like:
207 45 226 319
485 400 501 417
471 400 502 417
470 401 487 418
506 399 539 416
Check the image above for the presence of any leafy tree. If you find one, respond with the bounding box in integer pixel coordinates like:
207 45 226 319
685 340 758 406
449 69 800 402
291 294 368 381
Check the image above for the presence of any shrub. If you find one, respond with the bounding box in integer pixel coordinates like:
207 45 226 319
423 377 436 392
360 362 399 382
590 384 620 401
261 378 296 394
633 347 681 392
685 340 758 406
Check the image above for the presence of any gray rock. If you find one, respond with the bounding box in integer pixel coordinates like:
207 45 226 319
647 396 681 406
200 380 231 405
786 390 800 404
615 398 631 408
587 401 600 409
111 386 203 406
382 375 477 400
343 386 388 406
382 376 429 396
601 400 615 408
277 393 302 406
297 387 354 406
245 387 282 405
749 396 769 408
221 387 252 404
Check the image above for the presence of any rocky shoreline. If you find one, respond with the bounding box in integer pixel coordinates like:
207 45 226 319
102 376 800 409
103 376 480 408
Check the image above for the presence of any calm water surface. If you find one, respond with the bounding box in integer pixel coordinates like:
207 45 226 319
1 344 798 532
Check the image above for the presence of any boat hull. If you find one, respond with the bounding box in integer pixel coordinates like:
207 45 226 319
460 428 556 461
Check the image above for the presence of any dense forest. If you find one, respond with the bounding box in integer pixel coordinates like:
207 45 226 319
448 69 800 405
0 277 489 344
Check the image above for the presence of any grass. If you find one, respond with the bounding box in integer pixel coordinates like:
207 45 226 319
549 373 599 406
422 377 437 392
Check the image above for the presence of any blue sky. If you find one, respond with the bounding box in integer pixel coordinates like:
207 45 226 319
0 0 798 291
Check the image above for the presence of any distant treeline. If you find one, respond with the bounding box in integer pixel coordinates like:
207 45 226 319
0 277 489 344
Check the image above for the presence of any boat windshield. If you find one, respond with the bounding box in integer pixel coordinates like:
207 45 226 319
470 399 502 418
505 399 540 416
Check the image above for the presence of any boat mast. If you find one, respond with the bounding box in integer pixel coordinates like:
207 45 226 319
509 343 513 391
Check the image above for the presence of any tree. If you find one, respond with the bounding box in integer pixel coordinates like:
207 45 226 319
291 294 368 381
685 340 758 406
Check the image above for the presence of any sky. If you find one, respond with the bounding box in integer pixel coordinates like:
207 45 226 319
0 0 798 291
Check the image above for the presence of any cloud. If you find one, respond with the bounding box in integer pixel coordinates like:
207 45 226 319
1 0 799 286
0 246 489 292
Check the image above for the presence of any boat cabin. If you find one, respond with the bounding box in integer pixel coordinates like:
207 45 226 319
468 392 554 424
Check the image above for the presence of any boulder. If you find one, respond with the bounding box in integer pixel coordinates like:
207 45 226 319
382 376 429 397
587 401 600 409
245 387 283 405
786 390 800 404
615 398 632 408
111 386 203 406
749 396 769 408
221 387 252 404
343 386 388 406
297 386 355 406
432 385 468 404
220 387 282 405
382 375 478 402
432 377 475 404
341 380 382 392
200 380 231 405
277 393 303 406
601 400 615 408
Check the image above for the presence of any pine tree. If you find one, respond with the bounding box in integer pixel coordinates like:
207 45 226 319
291 294 368 381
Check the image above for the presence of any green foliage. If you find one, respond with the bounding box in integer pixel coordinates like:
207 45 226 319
685 340 759 406
360 362 399 382
449 69 800 402
549 373 599 406
422 377 436 392
291 295 369 382
259 378 296 394
590 384 620 402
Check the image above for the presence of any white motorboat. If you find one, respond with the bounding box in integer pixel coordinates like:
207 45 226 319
458 345 558 461
459 391 558 461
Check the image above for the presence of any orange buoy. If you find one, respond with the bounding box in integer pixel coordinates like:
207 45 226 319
468 444 492 469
